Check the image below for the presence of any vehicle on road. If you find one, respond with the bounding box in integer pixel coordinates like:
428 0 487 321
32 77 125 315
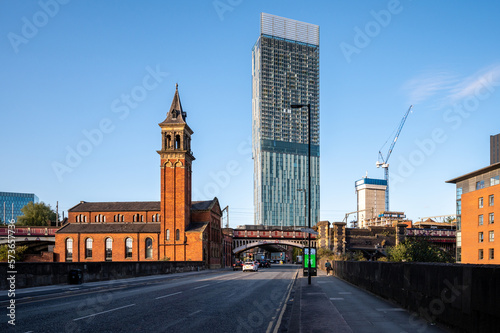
243 261 258 272
261 260 271 268
232 260 243 271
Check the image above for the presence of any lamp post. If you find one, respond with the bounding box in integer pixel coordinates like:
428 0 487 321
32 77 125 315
291 103 312 285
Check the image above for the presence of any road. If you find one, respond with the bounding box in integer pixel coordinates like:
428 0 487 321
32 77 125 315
1 264 299 333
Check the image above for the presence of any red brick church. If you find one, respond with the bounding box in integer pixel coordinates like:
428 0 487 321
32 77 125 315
54 85 227 268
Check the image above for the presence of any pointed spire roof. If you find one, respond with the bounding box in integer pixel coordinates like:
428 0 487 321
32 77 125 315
159 83 187 126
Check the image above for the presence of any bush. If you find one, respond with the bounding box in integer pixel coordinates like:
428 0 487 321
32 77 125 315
0 244 28 261
386 239 455 263
317 247 334 260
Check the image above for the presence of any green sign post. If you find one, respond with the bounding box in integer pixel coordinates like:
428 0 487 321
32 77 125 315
303 247 317 276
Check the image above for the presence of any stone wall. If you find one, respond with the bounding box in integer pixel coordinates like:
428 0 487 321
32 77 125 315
328 260 500 332
0 261 205 290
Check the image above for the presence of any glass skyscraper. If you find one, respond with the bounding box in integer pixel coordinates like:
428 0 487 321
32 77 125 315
0 191 39 223
252 13 320 227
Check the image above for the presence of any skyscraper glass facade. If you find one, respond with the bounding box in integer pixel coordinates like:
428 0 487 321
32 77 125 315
0 192 39 223
252 13 319 227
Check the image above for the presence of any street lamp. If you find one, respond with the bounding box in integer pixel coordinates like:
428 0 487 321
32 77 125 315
291 103 312 285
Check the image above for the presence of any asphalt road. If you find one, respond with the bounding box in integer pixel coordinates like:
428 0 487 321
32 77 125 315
2 264 299 333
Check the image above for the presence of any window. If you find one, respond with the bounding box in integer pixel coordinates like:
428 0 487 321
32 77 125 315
489 213 494 224
125 238 133 258
166 229 170 241
490 248 495 260
491 176 500 186
479 249 484 260
479 215 483 225
457 201 461 215
105 238 112 261
489 195 494 206
476 181 485 190
479 232 484 243
145 238 153 259
489 231 494 242
85 238 93 258
479 197 483 208
66 238 73 261
456 187 462 200
175 229 180 241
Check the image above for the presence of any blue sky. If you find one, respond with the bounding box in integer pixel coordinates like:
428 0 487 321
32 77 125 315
1 0 499 227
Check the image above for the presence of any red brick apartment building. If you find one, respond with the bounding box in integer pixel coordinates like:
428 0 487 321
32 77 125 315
54 86 229 268
447 153 500 264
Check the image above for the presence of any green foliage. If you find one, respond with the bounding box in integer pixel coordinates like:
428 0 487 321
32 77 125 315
377 256 389 262
0 244 28 261
387 239 455 263
317 247 334 260
352 250 367 261
17 202 57 226
161 256 171 261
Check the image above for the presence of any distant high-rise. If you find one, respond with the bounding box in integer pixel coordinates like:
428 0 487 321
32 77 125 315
491 133 500 165
355 178 387 228
252 13 320 227
0 192 39 223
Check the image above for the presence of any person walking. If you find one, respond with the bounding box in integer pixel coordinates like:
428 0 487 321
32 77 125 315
325 260 332 276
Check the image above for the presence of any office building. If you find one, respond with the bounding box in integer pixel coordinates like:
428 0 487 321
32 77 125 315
355 177 387 228
252 13 320 227
491 133 500 165
447 139 500 264
0 191 39 223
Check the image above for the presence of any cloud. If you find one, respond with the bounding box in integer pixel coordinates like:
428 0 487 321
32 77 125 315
403 64 500 106
403 71 458 104
447 64 500 103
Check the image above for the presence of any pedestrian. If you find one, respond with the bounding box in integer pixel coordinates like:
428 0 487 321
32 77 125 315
325 260 332 276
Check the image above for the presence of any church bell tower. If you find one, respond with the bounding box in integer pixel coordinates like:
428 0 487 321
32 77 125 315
158 84 194 261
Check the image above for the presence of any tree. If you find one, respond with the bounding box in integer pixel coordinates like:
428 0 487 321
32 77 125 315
0 244 28 261
387 238 455 263
17 202 57 226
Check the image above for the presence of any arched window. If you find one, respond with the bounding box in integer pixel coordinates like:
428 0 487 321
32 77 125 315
175 229 180 241
120 214 124 222
114 215 117 222
95 215 98 222
85 238 93 258
166 229 170 241
175 135 181 149
152 214 155 222
65 238 73 261
166 134 171 149
133 215 136 222
125 238 133 258
105 238 112 261
140 215 144 222
145 238 153 259
83 215 87 223
103 215 106 223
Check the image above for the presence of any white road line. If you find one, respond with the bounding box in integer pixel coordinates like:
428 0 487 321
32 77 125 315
193 284 210 290
73 304 136 321
155 291 182 300
188 310 202 316
330 298 345 301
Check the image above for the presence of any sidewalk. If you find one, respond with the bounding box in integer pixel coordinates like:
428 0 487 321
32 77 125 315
286 269 353 333
285 269 448 333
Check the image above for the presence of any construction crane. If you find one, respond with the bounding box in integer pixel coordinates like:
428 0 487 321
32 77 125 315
376 105 413 212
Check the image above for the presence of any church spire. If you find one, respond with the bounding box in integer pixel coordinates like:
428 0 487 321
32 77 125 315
159 84 187 125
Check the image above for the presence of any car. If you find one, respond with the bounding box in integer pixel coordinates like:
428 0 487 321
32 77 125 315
243 261 258 272
232 261 243 271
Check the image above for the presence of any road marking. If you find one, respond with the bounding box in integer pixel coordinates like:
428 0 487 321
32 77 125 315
73 304 135 321
267 269 298 333
155 291 182 300
193 284 210 290
338 292 352 295
376 308 406 312
330 298 344 301
188 310 202 316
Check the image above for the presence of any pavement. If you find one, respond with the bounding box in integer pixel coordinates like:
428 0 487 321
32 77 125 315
285 268 450 333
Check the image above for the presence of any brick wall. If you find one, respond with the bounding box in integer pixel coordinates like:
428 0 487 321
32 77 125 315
0 261 205 289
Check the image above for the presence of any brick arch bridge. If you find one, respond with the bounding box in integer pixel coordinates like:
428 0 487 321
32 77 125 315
231 226 317 254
